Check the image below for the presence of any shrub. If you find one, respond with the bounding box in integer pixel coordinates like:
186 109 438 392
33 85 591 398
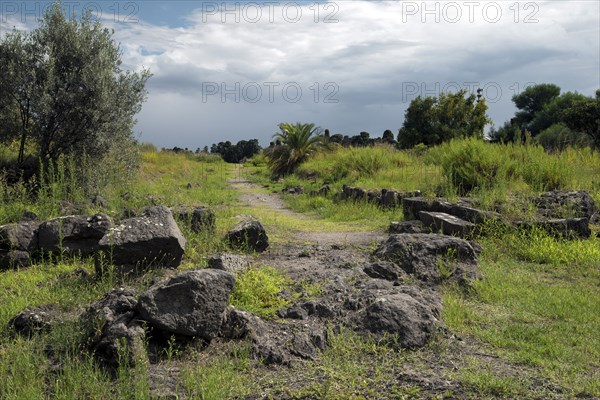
427 138 509 195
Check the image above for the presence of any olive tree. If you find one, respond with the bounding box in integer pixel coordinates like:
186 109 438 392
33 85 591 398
0 3 151 166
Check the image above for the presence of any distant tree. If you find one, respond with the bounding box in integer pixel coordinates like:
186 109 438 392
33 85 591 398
526 91 588 136
0 4 151 165
351 131 372 147
488 120 520 143
209 139 261 163
562 89 600 148
329 134 343 144
512 83 561 130
382 129 395 144
397 90 489 148
534 123 592 151
265 122 323 176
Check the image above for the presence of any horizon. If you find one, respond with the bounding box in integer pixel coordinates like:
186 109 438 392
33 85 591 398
1 0 598 149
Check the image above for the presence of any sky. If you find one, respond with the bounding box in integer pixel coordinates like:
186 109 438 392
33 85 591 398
1 1 599 149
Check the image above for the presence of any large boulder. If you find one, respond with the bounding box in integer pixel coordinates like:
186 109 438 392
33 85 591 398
138 269 235 339
359 292 437 348
227 220 269 252
373 233 479 285
98 206 186 270
402 197 452 220
37 214 112 257
0 221 40 252
83 287 146 367
171 206 215 234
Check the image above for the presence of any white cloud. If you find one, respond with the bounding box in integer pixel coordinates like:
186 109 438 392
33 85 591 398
3 1 598 147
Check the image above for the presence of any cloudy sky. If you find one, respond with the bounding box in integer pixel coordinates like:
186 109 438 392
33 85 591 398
1 1 599 149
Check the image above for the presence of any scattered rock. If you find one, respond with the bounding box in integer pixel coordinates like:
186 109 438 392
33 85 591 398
0 221 40 252
9 305 56 336
282 306 308 320
318 184 330 196
37 214 112 257
284 186 304 195
20 211 38 222
359 292 437 348
220 307 265 340
373 234 479 285
291 332 319 360
227 220 269 252
98 206 186 272
83 287 146 367
364 261 406 282
172 206 215 233
533 190 596 220
418 211 477 238
91 194 107 208
381 189 400 207
388 220 430 234
402 198 434 220
207 253 251 274
517 218 591 239
450 204 500 224
59 200 82 215
138 269 235 339
0 250 30 270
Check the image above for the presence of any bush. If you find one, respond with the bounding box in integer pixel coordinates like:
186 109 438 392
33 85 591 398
534 123 592 152
427 138 510 195
427 138 575 195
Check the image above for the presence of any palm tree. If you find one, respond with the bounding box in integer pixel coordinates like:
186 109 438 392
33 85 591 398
266 122 323 176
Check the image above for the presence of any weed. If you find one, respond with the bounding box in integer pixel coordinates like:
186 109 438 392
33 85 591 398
229 265 291 318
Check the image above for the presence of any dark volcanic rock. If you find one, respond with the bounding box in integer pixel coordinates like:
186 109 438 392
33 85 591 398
517 218 591 239
449 204 500 224
9 305 56 336
207 253 251 274
227 220 269 252
138 269 235 339
172 206 215 233
0 250 30 270
388 220 431 234
418 211 477 238
37 214 112 256
0 221 40 252
363 261 406 282
98 206 186 270
533 190 596 220
373 233 479 285
83 287 146 367
359 292 437 348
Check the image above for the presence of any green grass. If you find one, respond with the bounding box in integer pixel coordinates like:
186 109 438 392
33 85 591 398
2 140 600 398
251 140 600 223
443 230 600 397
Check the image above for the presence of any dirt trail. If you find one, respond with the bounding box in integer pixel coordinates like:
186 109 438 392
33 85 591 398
228 179 387 246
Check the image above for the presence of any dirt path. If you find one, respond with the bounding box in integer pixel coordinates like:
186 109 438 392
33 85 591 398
228 179 387 246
